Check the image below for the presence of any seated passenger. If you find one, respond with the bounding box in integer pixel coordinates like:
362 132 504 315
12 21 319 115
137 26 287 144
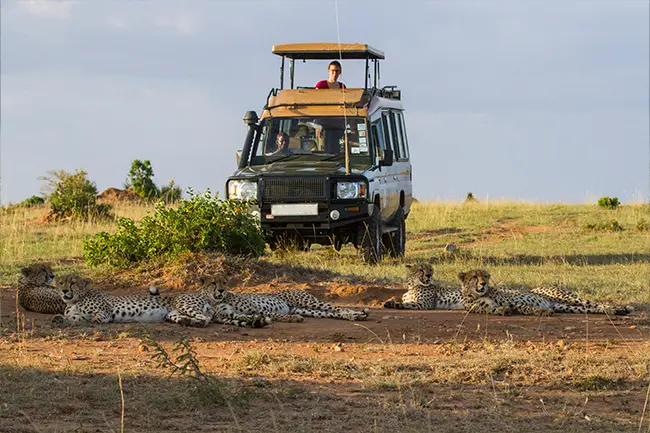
266 132 291 155
315 61 346 89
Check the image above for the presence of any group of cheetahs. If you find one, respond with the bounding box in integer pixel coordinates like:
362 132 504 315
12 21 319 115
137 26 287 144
15 262 632 329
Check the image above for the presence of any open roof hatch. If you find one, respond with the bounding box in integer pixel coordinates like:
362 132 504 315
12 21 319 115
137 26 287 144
271 42 384 90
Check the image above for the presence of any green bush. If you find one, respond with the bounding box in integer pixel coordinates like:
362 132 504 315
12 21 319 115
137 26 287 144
83 189 265 267
464 192 478 203
19 195 45 207
583 219 624 232
40 169 112 220
597 196 619 210
636 218 649 232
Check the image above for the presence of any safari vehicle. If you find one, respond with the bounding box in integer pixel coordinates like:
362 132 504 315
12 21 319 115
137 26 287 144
226 43 413 264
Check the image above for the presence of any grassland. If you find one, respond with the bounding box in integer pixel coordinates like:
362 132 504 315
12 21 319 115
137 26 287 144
1 200 649 432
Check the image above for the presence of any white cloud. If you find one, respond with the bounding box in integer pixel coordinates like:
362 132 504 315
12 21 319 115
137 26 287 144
18 0 76 20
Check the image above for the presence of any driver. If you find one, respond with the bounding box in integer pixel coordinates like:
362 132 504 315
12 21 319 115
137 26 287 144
266 132 291 155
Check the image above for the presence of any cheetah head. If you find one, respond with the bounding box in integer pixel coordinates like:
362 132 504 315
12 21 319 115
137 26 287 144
458 269 491 300
405 263 433 287
198 276 229 302
56 274 93 304
20 263 55 286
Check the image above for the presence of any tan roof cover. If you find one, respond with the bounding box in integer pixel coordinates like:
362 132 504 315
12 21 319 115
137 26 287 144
262 88 368 119
272 43 384 60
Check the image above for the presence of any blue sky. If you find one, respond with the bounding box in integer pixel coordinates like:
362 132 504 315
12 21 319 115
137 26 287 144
1 0 648 204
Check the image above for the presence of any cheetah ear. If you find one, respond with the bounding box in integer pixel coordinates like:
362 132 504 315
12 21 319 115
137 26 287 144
458 272 465 281
198 276 206 285
20 267 29 277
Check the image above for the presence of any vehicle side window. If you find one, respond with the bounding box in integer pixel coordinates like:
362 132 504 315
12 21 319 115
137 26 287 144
397 111 410 159
393 111 408 159
382 112 400 159
388 111 405 160
371 119 386 161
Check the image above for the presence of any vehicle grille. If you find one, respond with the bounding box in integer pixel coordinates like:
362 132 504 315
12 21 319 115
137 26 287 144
262 177 327 199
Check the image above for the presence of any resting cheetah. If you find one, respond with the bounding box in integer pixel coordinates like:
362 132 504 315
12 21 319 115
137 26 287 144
383 263 465 310
51 275 266 328
18 263 67 314
207 279 369 322
459 269 633 316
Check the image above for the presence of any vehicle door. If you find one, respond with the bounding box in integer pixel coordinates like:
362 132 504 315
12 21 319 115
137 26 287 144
369 113 392 217
387 109 412 215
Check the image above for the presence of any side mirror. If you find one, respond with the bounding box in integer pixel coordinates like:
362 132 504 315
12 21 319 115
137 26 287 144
236 150 242 167
380 148 394 167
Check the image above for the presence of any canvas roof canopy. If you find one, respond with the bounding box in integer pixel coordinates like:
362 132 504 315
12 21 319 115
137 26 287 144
272 43 385 60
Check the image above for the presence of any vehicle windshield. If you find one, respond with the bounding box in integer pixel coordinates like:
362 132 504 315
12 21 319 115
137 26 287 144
251 116 370 164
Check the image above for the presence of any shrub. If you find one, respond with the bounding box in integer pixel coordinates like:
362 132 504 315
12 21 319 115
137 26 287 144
126 159 160 200
19 195 45 207
464 192 478 203
583 219 624 232
636 218 649 232
40 169 112 220
83 189 265 267
597 196 619 210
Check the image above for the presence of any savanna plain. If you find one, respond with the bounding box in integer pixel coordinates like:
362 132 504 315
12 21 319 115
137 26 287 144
1 200 649 432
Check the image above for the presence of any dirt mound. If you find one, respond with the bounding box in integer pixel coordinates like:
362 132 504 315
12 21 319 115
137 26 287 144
97 187 144 204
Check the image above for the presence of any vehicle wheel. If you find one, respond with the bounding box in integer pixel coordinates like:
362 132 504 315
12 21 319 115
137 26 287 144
384 207 406 258
358 207 383 264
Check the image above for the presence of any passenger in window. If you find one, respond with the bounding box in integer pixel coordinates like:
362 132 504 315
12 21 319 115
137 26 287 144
315 61 347 89
266 132 291 155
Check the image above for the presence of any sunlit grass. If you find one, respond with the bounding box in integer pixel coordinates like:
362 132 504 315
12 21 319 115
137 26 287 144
1 200 648 305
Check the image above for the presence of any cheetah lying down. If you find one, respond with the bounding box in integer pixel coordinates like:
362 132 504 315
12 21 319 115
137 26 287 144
51 275 267 328
203 277 369 322
459 269 633 316
384 263 633 316
18 263 67 315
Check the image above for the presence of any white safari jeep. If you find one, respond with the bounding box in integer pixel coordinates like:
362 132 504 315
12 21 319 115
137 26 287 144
226 43 413 264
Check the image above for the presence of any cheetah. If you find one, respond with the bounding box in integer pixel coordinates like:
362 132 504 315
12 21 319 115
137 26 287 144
207 278 369 322
383 263 465 310
51 275 267 328
459 269 634 316
17 263 67 314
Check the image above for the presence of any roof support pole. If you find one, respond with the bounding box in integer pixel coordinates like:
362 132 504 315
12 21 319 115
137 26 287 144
364 58 369 90
280 56 285 89
290 58 295 89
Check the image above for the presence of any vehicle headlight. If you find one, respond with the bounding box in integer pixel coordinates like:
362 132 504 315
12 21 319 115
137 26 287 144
228 180 258 200
336 182 366 199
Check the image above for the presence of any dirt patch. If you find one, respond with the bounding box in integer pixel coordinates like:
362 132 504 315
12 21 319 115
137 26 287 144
326 282 404 307
2 287 649 432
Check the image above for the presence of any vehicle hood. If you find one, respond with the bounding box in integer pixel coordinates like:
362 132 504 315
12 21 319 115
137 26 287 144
231 161 369 177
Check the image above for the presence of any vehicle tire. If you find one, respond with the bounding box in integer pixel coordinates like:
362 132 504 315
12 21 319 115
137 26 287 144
358 207 383 264
384 207 406 258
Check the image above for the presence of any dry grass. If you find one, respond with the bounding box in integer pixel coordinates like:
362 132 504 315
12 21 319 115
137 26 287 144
1 199 649 432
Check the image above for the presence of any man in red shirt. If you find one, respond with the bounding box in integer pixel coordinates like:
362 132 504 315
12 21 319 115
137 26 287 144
315 61 346 89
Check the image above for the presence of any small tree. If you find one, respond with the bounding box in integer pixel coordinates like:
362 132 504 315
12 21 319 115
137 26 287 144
126 159 159 200
160 178 183 204
40 169 111 220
